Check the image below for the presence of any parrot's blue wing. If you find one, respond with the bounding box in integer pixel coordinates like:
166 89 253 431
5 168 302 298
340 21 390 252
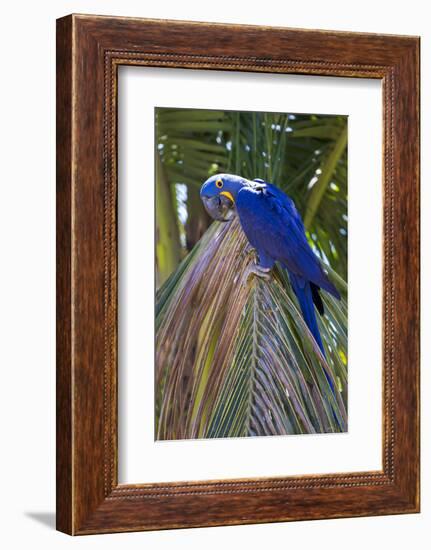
236 184 340 299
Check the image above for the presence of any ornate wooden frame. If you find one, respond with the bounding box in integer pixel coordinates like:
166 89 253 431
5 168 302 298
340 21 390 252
56 14 420 534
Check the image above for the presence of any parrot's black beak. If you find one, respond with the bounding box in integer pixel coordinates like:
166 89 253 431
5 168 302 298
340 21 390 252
201 194 235 222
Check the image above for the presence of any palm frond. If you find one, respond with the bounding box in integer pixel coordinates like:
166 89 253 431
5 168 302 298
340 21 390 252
155 218 347 440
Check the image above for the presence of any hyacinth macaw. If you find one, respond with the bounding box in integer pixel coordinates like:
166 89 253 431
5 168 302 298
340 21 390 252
200 173 340 356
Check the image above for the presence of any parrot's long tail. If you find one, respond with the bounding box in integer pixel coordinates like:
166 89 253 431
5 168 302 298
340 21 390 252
288 272 325 356
288 271 344 430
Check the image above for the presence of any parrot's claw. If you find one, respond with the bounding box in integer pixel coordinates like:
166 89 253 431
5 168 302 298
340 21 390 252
244 243 255 256
242 263 272 286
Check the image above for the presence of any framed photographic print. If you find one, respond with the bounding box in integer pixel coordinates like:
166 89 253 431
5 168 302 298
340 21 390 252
56 14 420 534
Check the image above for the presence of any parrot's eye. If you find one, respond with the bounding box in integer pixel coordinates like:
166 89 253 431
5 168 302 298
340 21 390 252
215 179 223 189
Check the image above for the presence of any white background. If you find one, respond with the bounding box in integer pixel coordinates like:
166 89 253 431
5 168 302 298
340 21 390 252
0 1 428 549
119 67 382 483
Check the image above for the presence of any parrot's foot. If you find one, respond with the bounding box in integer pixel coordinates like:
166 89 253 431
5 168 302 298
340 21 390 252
242 263 272 286
244 243 255 255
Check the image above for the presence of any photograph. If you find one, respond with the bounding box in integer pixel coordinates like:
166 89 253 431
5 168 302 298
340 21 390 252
155 107 348 440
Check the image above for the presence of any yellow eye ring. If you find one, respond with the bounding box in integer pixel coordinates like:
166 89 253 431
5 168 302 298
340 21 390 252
215 179 223 189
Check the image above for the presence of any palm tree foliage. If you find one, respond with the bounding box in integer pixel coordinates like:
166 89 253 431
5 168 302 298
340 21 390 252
155 107 348 439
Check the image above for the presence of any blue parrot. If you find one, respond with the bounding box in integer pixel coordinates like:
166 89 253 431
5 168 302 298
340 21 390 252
200 173 340 357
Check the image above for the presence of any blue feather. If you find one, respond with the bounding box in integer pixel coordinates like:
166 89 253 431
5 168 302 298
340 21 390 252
288 272 325 354
290 272 337 403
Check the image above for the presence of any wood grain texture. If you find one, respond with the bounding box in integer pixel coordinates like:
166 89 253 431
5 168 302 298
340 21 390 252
56 16 73 535
56 14 420 535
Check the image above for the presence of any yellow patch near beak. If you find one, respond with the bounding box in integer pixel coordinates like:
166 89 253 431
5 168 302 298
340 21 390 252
220 191 234 203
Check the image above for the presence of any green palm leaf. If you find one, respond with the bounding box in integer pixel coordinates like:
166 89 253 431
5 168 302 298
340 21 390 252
155 218 347 440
